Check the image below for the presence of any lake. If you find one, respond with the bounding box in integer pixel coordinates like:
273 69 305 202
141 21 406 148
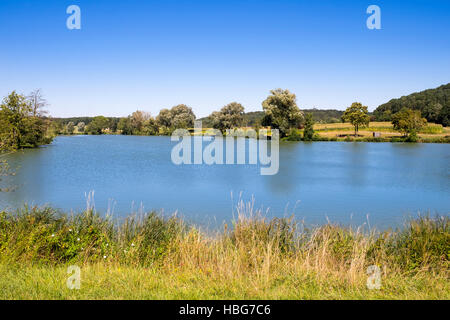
1 135 449 229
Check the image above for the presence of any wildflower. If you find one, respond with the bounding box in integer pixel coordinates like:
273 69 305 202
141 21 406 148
131 243 135 247
77 238 80 241
51 234 55 237
69 228 72 232
103 255 107 259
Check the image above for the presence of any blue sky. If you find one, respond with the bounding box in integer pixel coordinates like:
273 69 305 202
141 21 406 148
0 0 449 117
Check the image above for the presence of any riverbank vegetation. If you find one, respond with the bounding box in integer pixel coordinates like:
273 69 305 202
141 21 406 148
0 204 448 299
0 90 53 150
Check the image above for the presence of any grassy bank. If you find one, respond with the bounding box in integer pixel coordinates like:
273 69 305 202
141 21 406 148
0 205 448 299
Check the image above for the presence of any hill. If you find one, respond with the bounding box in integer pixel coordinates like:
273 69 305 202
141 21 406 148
374 83 450 126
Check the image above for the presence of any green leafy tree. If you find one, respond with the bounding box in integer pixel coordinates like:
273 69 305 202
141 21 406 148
76 122 85 134
437 105 450 127
392 108 427 137
130 110 151 133
156 108 172 129
66 122 75 135
86 116 110 135
156 105 196 131
142 117 159 135
303 113 315 141
170 104 196 129
0 91 52 149
422 103 442 123
210 102 245 132
262 89 304 137
117 117 133 135
342 102 370 136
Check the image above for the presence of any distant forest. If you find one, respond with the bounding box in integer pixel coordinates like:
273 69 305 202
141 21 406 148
374 83 450 126
53 109 345 129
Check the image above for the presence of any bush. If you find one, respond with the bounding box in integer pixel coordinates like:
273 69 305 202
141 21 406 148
386 216 449 272
284 128 302 141
405 131 419 142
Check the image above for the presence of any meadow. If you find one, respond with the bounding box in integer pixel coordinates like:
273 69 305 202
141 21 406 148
309 122 450 143
0 203 448 300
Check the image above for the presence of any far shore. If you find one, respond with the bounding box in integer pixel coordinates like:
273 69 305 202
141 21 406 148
56 121 450 144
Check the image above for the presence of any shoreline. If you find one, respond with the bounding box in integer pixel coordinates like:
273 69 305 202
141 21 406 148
53 133 450 144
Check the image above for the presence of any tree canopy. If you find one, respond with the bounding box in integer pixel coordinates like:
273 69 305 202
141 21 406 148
0 91 52 150
303 113 315 141
342 102 370 135
261 89 304 137
86 116 110 135
210 102 245 132
118 111 158 136
392 108 427 136
156 105 196 131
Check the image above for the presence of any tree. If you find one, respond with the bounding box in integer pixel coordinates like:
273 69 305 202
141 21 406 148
76 122 85 133
0 91 31 148
156 105 196 130
170 104 196 129
342 102 370 136
422 103 442 123
0 91 51 149
130 110 151 133
117 117 133 135
86 116 110 135
262 89 304 137
438 105 450 127
27 89 48 117
156 108 172 129
210 102 245 132
392 108 427 137
66 122 75 135
142 117 159 135
303 113 315 141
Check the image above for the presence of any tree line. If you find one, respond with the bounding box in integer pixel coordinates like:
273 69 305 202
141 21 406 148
51 89 308 138
1 86 444 150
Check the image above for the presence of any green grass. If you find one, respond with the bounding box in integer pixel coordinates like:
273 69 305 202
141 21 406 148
0 205 448 300
0 263 447 300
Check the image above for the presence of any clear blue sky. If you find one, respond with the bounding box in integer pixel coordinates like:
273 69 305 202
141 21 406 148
0 0 449 118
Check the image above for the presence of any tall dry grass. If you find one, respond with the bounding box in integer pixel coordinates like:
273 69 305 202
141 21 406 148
0 201 448 294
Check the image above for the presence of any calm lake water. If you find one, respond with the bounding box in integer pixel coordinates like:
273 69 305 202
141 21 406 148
1 136 449 229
